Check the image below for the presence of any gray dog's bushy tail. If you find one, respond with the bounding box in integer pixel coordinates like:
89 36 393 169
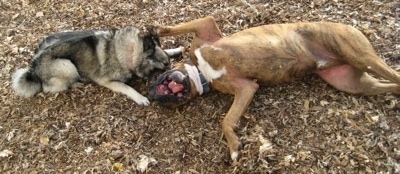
12 68 41 98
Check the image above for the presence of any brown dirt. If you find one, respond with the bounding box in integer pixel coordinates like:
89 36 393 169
1 0 400 173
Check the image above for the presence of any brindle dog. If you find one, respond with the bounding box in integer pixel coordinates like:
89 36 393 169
149 16 400 163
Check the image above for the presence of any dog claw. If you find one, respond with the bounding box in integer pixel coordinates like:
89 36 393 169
135 97 150 106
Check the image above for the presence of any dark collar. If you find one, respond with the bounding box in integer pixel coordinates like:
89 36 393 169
198 71 210 94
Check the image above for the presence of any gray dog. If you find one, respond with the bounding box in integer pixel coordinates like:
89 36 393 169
12 26 182 105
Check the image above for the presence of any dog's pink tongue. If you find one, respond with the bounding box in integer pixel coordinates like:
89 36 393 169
168 81 184 93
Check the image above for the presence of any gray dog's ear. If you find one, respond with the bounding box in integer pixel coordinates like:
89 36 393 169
140 25 160 37
139 27 157 53
145 25 159 37
138 27 151 38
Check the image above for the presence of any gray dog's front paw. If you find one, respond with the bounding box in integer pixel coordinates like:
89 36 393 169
134 96 150 106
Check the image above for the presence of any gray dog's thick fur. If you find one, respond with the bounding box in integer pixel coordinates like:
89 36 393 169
12 26 177 106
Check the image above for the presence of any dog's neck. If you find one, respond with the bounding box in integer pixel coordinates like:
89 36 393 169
184 63 210 95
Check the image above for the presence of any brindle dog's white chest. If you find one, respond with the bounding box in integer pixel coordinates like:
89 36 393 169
194 46 227 82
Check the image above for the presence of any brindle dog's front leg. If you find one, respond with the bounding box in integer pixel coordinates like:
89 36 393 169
149 16 222 42
218 78 259 164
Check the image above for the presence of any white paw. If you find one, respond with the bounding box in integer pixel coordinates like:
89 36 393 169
231 151 239 162
135 96 150 106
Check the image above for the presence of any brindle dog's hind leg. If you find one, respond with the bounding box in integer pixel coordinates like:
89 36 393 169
316 26 400 95
316 64 400 95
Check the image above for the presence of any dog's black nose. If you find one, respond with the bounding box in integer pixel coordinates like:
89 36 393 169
163 62 170 67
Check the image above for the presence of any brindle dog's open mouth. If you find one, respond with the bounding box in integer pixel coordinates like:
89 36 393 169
156 76 185 97
149 70 191 105
155 70 189 97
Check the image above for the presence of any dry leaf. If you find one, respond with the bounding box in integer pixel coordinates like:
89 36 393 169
259 135 273 154
0 150 13 157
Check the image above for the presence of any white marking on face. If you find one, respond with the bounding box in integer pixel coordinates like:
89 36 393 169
184 64 204 95
194 46 227 82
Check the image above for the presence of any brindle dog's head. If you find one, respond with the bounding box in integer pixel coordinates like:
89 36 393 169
149 69 193 108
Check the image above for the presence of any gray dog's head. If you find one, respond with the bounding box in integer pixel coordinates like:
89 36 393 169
137 33 183 82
